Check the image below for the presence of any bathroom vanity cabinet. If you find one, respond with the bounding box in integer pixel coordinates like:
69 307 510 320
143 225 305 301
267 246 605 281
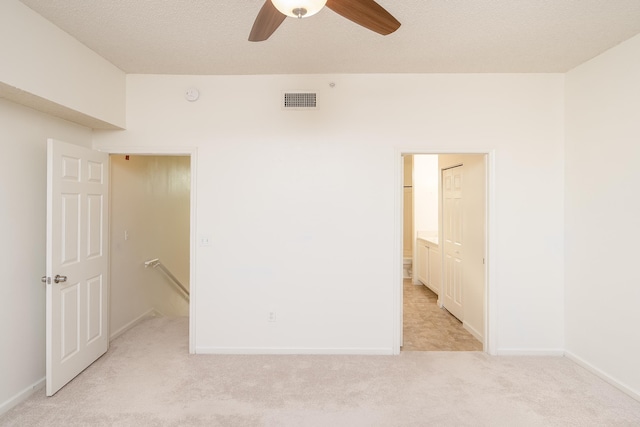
416 237 441 295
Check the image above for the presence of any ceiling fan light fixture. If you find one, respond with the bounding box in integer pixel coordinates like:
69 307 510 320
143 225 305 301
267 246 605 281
271 0 328 18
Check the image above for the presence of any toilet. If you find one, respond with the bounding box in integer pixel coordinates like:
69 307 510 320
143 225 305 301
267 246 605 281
403 257 412 279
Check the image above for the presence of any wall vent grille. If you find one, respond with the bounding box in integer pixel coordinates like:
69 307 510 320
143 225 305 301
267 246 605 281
283 92 317 109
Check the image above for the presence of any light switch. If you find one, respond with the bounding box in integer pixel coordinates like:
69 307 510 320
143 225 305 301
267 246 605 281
199 234 212 246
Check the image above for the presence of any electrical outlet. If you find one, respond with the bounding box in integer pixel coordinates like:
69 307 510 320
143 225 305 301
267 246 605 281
268 311 276 322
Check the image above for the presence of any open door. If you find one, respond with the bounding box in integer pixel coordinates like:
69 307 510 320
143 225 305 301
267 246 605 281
45 139 109 396
442 165 464 321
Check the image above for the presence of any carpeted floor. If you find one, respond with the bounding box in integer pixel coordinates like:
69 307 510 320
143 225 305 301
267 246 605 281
2 316 640 426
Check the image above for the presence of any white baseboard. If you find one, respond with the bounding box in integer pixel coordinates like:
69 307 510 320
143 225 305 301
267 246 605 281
565 350 640 402
463 321 484 343
195 347 393 355
425 283 440 295
0 377 45 416
496 348 565 356
109 308 161 341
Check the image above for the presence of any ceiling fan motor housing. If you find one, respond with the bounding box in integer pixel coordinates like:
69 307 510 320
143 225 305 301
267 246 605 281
292 8 307 18
271 0 328 18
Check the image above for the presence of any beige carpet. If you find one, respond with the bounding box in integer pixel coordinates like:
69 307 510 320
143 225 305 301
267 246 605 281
2 316 640 426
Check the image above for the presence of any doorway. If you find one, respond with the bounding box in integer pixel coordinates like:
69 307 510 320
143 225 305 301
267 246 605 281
106 148 197 353
398 152 489 353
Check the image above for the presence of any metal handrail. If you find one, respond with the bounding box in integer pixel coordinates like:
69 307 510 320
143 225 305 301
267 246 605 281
144 258 189 300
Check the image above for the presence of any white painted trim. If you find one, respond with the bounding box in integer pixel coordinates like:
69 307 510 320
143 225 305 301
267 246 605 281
97 146 198 355
189 151 197 355
463 321 484 342
195 347 393 355
393 148 403 355
394 149 495 355
109 308 160 341
565 351 640 402
485 150 497 355
0 377 45 416
495 349 565 356
98 147 196 155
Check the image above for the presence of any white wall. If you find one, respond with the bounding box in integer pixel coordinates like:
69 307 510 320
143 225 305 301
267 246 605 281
94 73 565 354
110 155 190 337
565 34 640 398
0 0 126 129
412 154 438 285
413 154 439 234
0 98 92 413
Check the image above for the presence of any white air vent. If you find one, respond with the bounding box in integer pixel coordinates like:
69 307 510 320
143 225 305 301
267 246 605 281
283 92 318 109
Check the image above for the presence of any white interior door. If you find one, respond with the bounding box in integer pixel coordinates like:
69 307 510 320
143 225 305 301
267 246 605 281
442 165 464 321
46 139 109 396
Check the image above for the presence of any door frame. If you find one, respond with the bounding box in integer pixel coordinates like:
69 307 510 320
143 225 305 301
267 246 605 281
100 146 198 354
394 149 496 355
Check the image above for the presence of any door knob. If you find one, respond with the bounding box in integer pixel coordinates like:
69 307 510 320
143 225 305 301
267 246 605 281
54 275 67 283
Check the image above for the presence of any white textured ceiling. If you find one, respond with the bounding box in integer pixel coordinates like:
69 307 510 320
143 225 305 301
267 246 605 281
18 0 640 75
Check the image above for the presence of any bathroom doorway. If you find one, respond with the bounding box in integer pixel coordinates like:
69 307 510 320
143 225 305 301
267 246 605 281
400 153 488 352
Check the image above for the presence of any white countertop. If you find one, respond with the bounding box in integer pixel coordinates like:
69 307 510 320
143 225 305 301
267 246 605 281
417 230 438 246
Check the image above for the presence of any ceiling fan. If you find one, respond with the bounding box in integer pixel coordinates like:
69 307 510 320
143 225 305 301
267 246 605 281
249 0 401 42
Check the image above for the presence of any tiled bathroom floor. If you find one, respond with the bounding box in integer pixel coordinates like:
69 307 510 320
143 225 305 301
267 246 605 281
402 279 483 351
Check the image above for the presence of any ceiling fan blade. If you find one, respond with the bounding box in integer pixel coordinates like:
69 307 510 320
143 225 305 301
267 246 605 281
326 0 400 35
249 1 287 42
